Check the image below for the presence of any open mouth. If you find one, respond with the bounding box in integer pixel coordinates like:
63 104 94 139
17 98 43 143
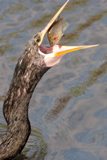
39 45 54 55
39 44 99 57
37 0 99 67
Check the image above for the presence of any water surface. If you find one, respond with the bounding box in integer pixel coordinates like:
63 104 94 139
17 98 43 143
0 0 107 159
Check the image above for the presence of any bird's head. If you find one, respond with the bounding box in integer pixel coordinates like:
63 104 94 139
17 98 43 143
33 0 98 67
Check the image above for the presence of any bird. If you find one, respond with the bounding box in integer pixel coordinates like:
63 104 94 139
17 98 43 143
0 0 98 159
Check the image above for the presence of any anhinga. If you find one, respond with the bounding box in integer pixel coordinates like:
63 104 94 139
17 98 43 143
0 0 98 159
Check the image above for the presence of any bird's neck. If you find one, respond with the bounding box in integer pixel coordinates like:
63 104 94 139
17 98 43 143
0 40 49 159
3 41 49 124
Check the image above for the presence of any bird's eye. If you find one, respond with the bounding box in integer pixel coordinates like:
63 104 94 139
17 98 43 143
36 37 41 43
34 34 41 44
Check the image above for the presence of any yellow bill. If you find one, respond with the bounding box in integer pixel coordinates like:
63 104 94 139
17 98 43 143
54 44 99 57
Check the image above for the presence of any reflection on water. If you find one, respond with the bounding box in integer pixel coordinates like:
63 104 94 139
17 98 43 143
0 0 107 160
22 129 47 160
65 10 107 43
46 61 107 120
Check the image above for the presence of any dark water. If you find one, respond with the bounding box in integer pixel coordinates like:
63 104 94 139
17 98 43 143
0 0 107 159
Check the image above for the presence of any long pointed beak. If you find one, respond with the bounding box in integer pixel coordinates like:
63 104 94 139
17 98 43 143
54 44 99 57
38 0 69 46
